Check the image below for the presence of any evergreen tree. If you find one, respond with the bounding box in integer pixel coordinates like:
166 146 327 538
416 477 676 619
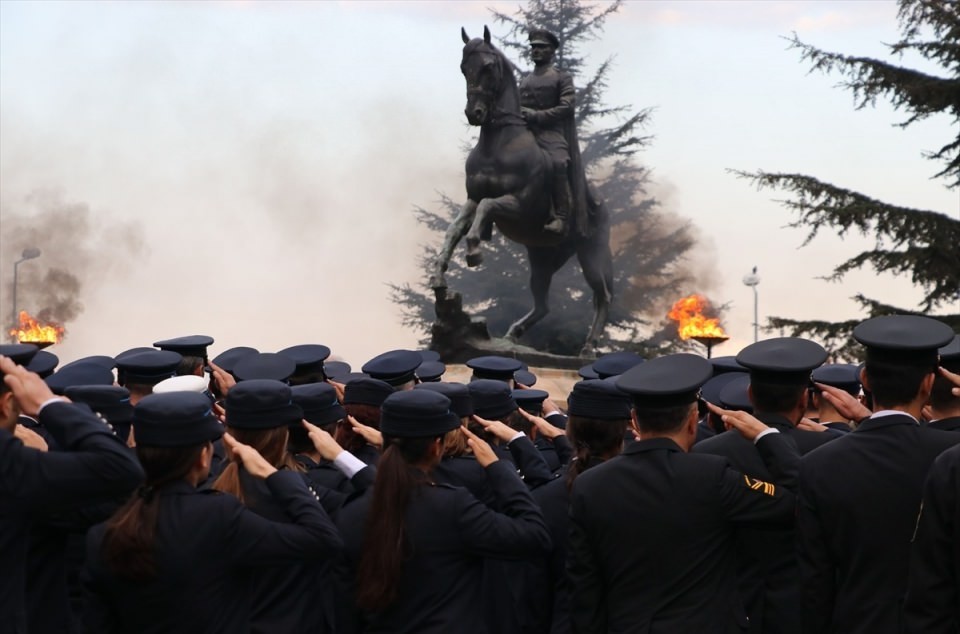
737 0 960 359
390 0 707 357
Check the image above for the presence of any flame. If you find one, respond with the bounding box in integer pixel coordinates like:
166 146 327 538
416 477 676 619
9 311 65 344
667 294 727 340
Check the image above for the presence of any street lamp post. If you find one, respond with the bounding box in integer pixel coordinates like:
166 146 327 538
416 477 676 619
742 266 760 343
11 247 41 340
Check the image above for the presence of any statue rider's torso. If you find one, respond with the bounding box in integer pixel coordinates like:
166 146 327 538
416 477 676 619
519 66 574 156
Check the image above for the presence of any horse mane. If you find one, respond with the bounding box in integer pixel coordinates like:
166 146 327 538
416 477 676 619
462 38 519 88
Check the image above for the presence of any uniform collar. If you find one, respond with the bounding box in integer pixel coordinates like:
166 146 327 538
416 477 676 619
158 479 200 496
623 437 684 454
855 411 918 433
755 412 797 431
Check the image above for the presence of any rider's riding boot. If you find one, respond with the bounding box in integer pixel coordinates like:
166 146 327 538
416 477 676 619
545 173 571 235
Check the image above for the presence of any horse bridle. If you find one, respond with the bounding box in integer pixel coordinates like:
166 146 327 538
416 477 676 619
464 50 525 127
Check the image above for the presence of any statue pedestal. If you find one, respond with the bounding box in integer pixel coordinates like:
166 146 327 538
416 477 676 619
430 288 589 370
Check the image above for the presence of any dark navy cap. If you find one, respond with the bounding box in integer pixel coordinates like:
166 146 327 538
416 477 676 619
115 350 182 386
61 355 116 371
592 351 645 379
211 346 259 374
233 353 297 383
225 379 303 429
115 347 156 361
710 355 748 376
616 353 713 407
736 337 828 385
701 372 744 406
291 383 346 427
854 315 955 366
343 377 395 407
513 369 537 387
940 335 960 370
339 371 370 383
468 379 518 419
45 362 116 395
362 350 422 386
153 335 214 358
278 344 331 377
567 380 633 420
416 361 446 383
0 343 40 368
578 364 600 380
811 364 861 397
323 361 353 381
415 382 474 418
380 390 460 438
133 392 223 447
26 350 59 378
513 388 549 414
64 385 133 424
417 350 442 363
466 355 524 382
719 375 753 413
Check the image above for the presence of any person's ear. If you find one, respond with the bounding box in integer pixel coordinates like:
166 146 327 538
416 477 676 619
0 391 19 431
860 367 871 393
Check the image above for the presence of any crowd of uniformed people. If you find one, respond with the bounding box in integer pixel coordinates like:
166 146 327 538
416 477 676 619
1 313 959 633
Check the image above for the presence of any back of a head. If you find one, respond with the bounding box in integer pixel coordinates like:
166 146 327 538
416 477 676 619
736 337 828 417
616 354 713 436
854 316 954 409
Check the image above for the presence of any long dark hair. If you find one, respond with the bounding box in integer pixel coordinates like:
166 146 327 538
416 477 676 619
214 426 302 502
337 403 381 453
101 443 205 581
565 415 628 491
355 434 438 612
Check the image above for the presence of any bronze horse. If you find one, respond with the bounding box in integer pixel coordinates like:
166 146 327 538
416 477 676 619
429 27 613 356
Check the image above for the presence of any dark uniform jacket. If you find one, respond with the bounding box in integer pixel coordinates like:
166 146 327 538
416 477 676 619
0 402 144 634
83 471 343 633
336 460 551 634
693 413 836 634
518 67 575 156
531 464 581 634
568 434 800 634
904 442 960 633
927 415 960 432
798 413 960 634
237 465 373 634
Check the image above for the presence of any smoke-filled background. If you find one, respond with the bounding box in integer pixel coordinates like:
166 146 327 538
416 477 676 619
1 1 954 366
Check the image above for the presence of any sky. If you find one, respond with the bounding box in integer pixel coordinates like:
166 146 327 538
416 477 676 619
0 0 956 368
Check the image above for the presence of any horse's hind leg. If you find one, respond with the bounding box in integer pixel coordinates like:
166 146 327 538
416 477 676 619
506 245 573 341
465 195 518 267
577 227 614 357
430 199 478 289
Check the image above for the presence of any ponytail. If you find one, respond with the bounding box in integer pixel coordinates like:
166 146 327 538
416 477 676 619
213 426 301 503
565 415 629 492
101 444 204 581
355 435 436 611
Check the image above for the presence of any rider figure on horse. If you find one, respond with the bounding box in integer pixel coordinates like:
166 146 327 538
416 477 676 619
519 29 586 237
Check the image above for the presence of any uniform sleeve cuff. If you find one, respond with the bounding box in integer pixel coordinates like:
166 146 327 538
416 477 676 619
506 431 525 445
333 450 367 478
37 397 68 416
753 428 779 444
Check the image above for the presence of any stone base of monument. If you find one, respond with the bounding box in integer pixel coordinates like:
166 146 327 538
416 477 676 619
431 287 589 378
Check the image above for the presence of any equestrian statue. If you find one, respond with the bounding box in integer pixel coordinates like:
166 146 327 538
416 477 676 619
429 26 613 357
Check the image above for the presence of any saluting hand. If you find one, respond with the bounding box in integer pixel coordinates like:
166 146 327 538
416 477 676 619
517 407 564 439
303 420 344 461
326 379 346 403
208 361 235 397
223 433 277 479
797 418 829 433
471 414 517 443
460 424 498 467
348 415 383 449
940 366 960 397
14 424 48 451
815 382 872 422
705 402 770 441
0 356 63 418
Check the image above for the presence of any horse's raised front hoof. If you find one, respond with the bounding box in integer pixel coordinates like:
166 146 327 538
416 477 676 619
465 250 483 267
